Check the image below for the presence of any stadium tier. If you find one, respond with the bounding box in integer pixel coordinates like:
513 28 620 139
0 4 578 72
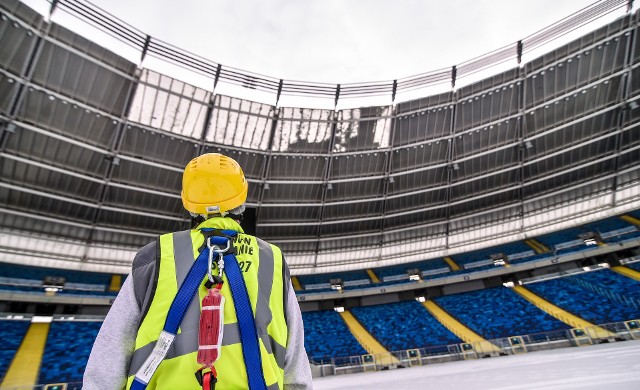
302 310 367 363
526 274 640 325
2 262 640 384
292 214 639 292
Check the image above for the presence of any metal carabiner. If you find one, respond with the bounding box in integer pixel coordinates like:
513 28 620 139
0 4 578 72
206 237 231 284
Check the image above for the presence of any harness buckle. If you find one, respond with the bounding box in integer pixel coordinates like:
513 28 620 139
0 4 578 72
206 237 231 288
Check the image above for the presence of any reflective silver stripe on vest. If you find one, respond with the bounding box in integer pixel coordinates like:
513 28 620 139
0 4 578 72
254 238 286 370
128 323 240 376
129 232 287 376
255 238 273 333
260 333 287 370
173 230 201 335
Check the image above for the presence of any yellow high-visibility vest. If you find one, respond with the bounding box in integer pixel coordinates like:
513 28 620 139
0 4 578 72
126 217 287 389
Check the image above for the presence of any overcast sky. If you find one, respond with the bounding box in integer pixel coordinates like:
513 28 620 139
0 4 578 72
19 0 631 106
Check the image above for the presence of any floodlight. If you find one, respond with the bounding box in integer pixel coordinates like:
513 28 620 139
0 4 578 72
42 276 65 293
407 268 422 281
491 253 508 266
578 232 601 246
330 278 343 291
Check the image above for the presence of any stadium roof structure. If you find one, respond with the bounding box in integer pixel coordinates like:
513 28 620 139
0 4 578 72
0 0 638 275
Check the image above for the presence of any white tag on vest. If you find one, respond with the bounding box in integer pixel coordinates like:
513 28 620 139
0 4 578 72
136 330 175 384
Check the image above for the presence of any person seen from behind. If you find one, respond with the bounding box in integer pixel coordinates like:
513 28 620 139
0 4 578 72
84 153 313 389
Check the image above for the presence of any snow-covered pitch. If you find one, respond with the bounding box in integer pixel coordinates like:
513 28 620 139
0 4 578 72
314 340 640 390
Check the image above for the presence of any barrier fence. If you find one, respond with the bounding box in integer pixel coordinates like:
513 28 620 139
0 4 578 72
310 319 640 377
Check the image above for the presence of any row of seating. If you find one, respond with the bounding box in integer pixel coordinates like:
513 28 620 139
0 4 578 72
0 320 30 380
526 272 640 325
301 310 366 363
39 322 102 384
0 264 125 298
432 287 570 340
0 263 123 286
350 300 460 353
0 284 118 297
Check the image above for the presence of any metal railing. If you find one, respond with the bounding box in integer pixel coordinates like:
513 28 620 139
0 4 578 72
309 319 640 376
40 0 630 104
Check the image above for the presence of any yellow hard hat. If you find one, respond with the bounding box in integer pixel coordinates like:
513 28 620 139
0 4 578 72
181 153 248 215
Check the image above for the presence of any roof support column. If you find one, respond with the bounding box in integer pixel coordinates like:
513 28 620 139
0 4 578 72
378 104 398 262
255 105 281 224
445 91 459 249
314 103 340 268
197 64 223 156
611 13 636 206
517 57 527 233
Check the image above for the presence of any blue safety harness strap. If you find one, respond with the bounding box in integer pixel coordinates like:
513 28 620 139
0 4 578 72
223 250 268 390
131 229 267 390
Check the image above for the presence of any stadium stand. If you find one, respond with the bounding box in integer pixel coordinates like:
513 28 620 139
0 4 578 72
566 269 640 302
432 287 572 341
450 241 534 269
302 310 367 363
525 276 640 324
38 321 103 384
626 262 640 272
350 300 462 353
0 319 30 381
297 270 372 292
0 262 124 297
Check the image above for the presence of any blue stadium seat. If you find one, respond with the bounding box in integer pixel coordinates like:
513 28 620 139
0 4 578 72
451 241 533 268
39 321 103 385
0 262 122 286
298 270 369 286
302 310 366 363
0 320 31 381
0 284 117 298
625 262 640 273
350 300 461 353
580 216 635 234
566 269 640 302
525 276 640 324
433 287 571 340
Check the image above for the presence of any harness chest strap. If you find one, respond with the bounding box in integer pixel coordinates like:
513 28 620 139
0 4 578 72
131 231 269 390
130 234 231 390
